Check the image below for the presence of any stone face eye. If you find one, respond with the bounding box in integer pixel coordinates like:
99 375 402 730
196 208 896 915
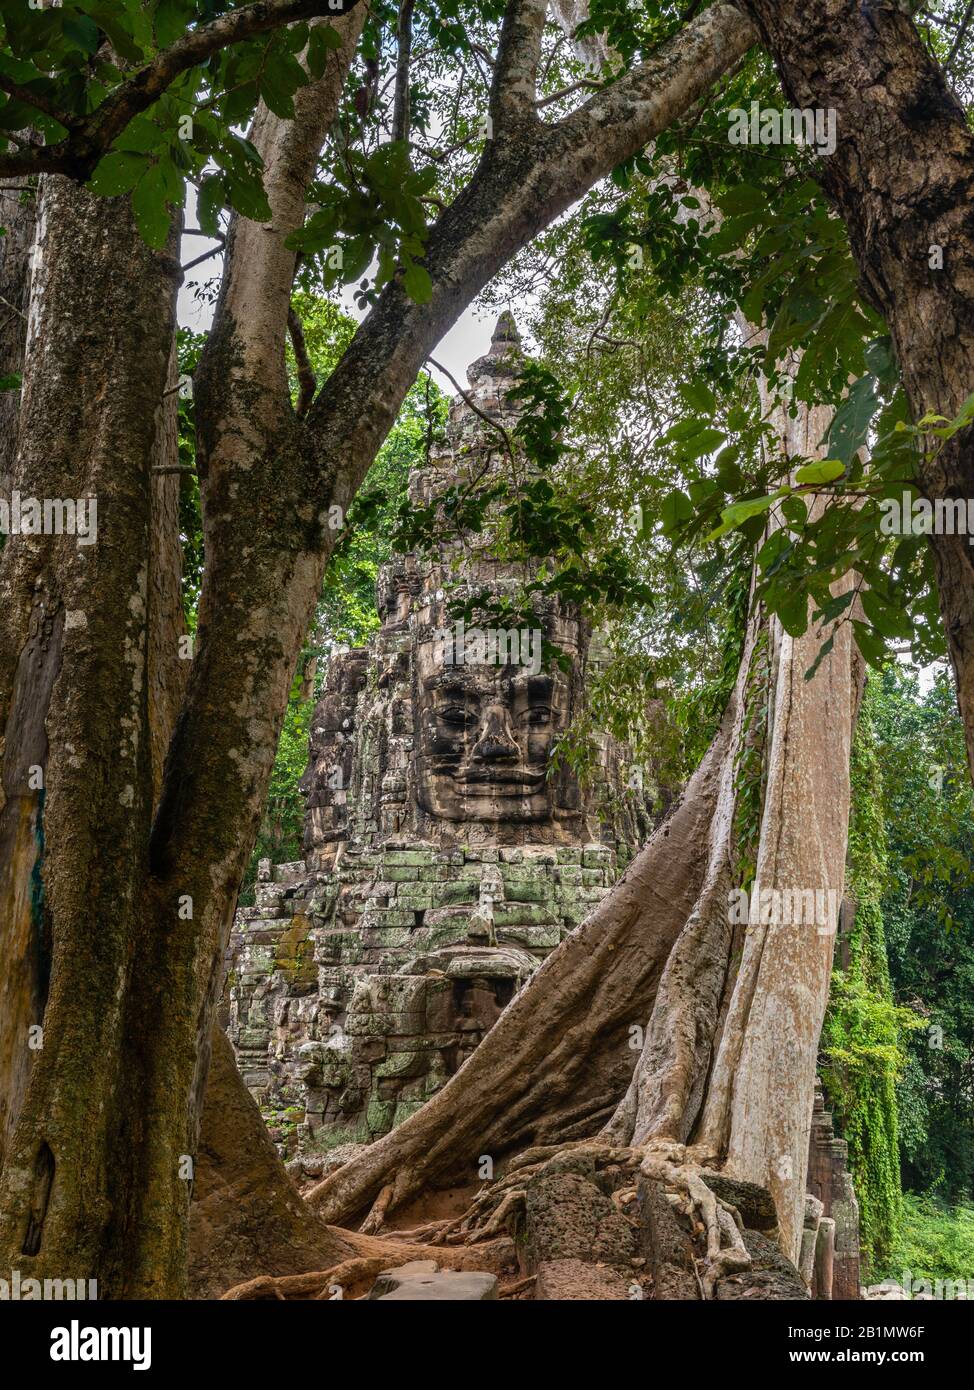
524 706 552 725
437 704 474 727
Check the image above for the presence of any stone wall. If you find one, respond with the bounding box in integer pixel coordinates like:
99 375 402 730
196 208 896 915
228 839 623 1151
806 1080 861 1299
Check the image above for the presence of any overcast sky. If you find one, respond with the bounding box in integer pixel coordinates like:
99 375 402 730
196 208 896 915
176 202 501 395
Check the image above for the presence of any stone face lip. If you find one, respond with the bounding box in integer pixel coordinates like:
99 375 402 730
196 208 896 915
368 1263 498 1301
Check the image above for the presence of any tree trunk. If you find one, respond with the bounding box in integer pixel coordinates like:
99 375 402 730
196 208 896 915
0 177 181 1293
734 0 974 782
188 1029 354 1297
0 176 35 499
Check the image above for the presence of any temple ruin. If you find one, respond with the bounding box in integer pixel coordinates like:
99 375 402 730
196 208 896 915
226 314 652 1152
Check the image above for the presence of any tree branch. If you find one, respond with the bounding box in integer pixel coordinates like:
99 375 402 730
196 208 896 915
0 0 367 180
491 0 549 131
535 77 600 109
288 304 317 415
392 0 416 144
946 0 974 69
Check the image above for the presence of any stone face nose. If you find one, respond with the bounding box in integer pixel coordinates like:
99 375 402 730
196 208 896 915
470 703 519 761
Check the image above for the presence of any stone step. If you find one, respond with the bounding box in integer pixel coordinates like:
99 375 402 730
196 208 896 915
367 1262 498 1301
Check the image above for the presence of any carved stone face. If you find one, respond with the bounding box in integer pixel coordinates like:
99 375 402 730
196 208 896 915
414 634 573 823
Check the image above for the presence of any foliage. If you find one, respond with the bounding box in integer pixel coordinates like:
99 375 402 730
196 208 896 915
871 666 974 1203
877 1194 974 1291
576 30 974 678
821 683 925 1270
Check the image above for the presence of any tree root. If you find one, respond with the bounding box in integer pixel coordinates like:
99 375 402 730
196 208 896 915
636 1139 751 1297
414 1135 754 1298
274 1134 755 1302
220 1230 516 1300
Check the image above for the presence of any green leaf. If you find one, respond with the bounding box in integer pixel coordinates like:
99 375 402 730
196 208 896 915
402 262 432 304
307 22 343 77
852 619 887 667
153 0 190 50
861 588 912 641
131 164 172 249
717 184 768 216
89 150 150 197
778 587 810 637
660 488 693 536
63 14 100 55
678 427 725 461
678 379 716 416
197 174 225 236
795 458 845 486
704 494 775 542
827 374 880 465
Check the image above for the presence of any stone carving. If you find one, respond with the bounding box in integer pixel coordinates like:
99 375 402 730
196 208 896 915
226 315 652 1152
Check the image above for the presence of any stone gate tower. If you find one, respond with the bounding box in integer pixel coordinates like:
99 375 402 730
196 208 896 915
227 315 651 1153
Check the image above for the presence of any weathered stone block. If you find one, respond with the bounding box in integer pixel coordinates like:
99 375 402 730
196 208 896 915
638 1177 701 1300
535 1259 632 1301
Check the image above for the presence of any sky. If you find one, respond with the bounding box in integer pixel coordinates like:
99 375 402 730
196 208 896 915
175 199 501 395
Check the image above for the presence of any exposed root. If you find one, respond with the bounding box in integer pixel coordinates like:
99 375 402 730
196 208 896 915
300 1132 754 1301
380 1218 454 1243
501 1275 536 1299
312 1257 391 1299
360 1182 395 1234
636 1138 752 1296
220 1230 517 1300
222 1257 395 1301
465 1187 526 1242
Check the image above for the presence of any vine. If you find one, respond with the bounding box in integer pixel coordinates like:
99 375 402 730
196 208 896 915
821 682 926 1270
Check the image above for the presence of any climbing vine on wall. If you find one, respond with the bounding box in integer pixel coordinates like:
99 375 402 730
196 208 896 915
821 683 925 1270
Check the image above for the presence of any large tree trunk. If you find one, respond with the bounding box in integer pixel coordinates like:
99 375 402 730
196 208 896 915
0 176 34 499
0 177 180 1292
734 0 974 781
612 403 864 1264
189 1029 354 1297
